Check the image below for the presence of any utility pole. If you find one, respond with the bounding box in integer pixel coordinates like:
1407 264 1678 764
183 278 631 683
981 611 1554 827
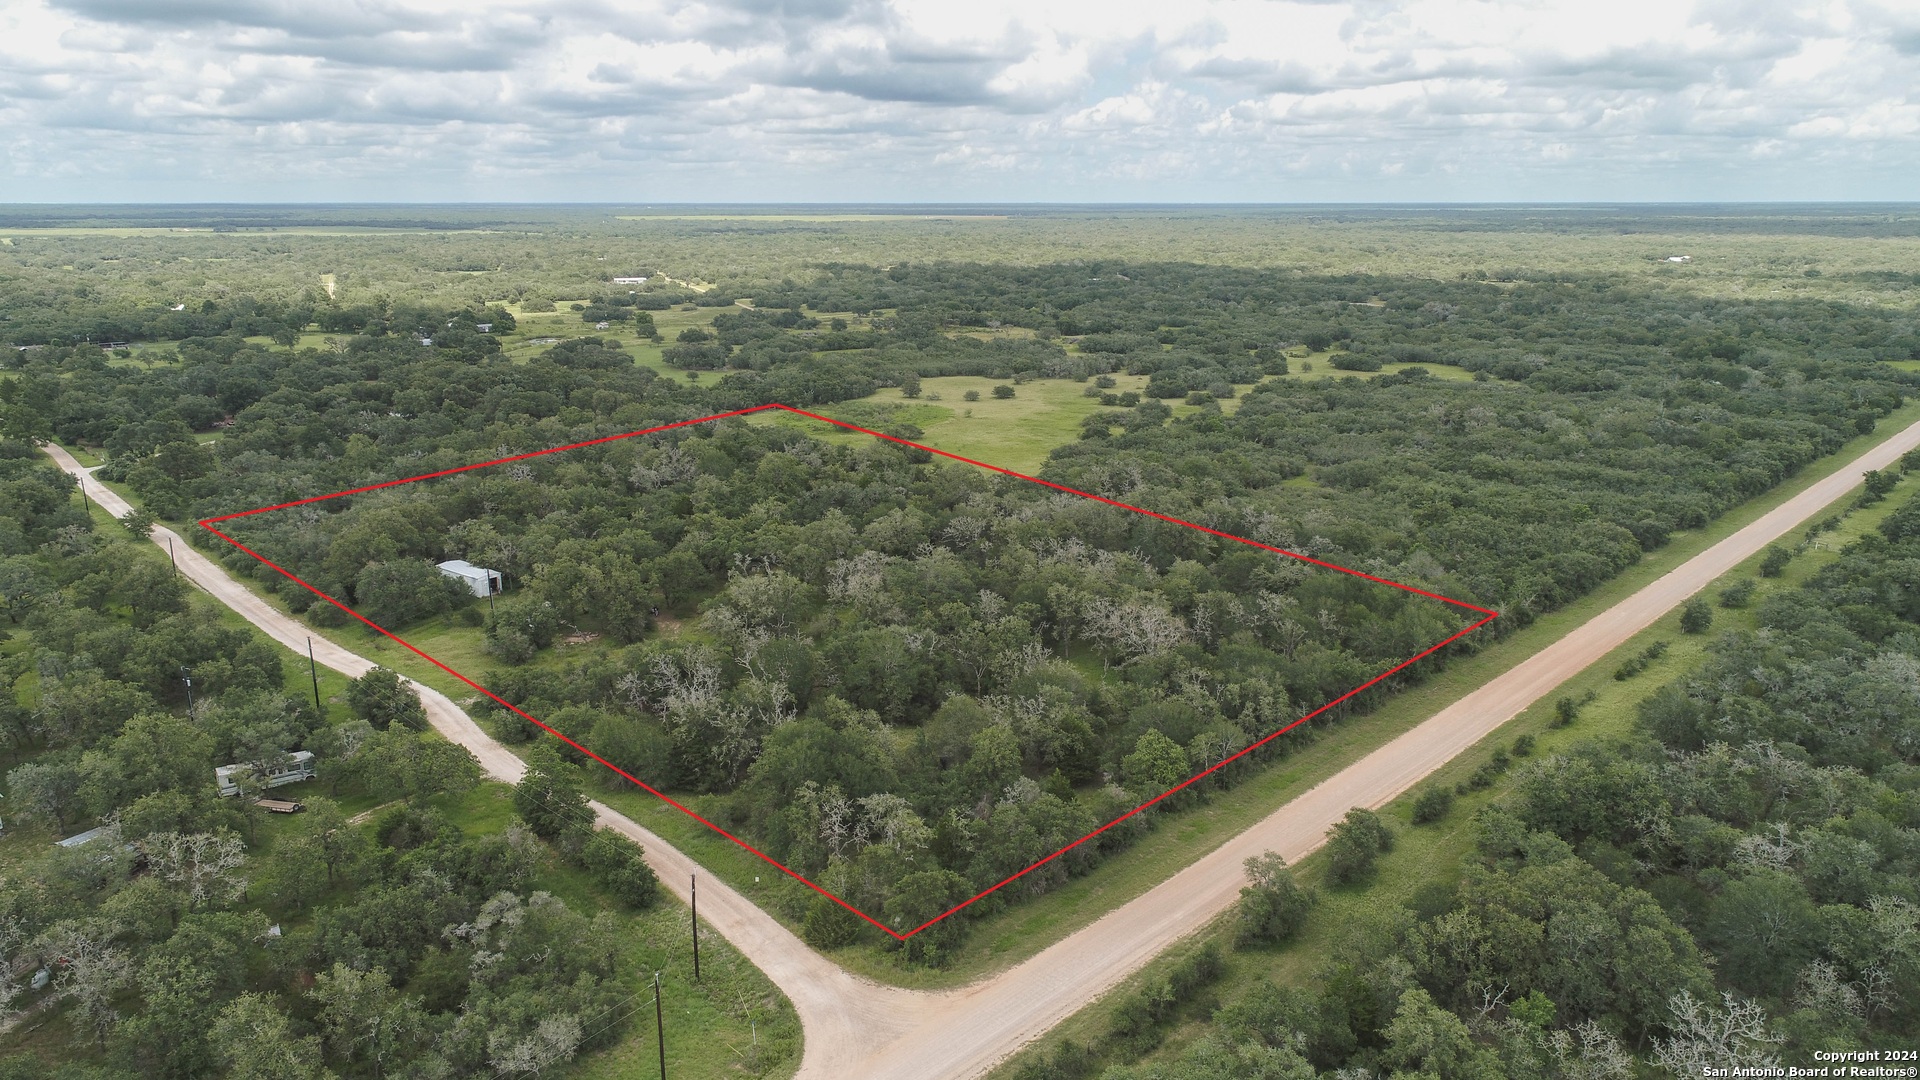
691 875 700 980
181 667 194 713
653 972 667 1080
307 638 323 716
166 535 177 576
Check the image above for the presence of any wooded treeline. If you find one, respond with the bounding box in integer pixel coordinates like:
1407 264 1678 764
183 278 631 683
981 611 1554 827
1017 483 1920 1080
4 260 1915 961
0 448 709 1080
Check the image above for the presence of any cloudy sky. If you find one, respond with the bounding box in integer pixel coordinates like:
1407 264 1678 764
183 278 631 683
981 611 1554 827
2 0 1916 202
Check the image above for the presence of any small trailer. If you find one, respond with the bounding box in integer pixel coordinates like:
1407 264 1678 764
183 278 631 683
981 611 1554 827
216 751 316 797
254 798 305 814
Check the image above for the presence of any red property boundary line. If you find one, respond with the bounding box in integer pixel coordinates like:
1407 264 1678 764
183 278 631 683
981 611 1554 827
202 403 1498 940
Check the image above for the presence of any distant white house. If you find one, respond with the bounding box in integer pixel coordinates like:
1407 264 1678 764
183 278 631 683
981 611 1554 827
475 323 492 333
216 750 317 798
437 559 502 598
613 276 649 284
1665 255 1693 263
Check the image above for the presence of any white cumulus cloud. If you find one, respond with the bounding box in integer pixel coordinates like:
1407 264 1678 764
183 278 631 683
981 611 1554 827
0 0 1912 199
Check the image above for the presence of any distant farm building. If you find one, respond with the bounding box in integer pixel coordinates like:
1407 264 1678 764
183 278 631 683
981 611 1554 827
475 323 492 333
437 559 503 598
1665 255 1693 263
613 276 649 284
55 826 109 848
216 751 316 797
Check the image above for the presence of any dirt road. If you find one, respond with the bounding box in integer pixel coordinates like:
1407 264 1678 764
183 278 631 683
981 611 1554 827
843 413 1920 1080
43 443 939 1076
51 413 1920 1079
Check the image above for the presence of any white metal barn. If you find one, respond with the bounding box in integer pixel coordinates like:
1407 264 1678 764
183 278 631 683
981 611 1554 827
436 559 502 598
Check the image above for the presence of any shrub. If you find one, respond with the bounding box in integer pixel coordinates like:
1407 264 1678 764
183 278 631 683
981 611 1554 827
963 390 981 402
1011 1043 1096 1080
513 743 589 841
1107 944 1225 1051
1859 468 1898 505
1407 881 1457 921
1718 579 1757 608
355 559 464 627
1235 852 1316 945
991 384 1015 399
1614 640 1669 680
1759 544 1792 578
1679 596 1713 634
1326 808 1393 884
802 893 863 948
1881 498 1920 542
1552 696 1580 728
346 666 427 732
1411 786 1454 825
485 627 536 665
1457 747 1512 793
578 829 660 909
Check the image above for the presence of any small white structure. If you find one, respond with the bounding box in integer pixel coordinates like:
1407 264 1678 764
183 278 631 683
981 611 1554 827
437 559 502 598
216 751 316 798
1665 255 1692 263
613 276 649 284
475 322 492 333
55 826 108 848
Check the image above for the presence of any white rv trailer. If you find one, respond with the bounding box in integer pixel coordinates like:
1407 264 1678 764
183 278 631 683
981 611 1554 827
216 751 316 797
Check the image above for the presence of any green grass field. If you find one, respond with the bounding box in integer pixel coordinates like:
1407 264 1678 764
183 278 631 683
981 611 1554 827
760 373 1249 474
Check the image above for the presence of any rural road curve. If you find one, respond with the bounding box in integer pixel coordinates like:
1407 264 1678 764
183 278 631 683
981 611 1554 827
43 442 939 1077
51 414 1920 1079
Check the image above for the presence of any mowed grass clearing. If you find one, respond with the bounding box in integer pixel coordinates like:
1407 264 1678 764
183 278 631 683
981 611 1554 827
1281 351 1477 383
760 373 1246 474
